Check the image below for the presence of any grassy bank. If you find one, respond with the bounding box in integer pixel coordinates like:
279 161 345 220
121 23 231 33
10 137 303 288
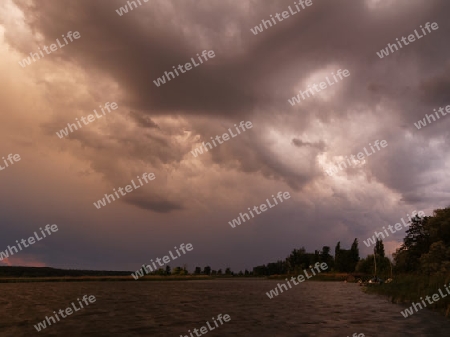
364 274 450 317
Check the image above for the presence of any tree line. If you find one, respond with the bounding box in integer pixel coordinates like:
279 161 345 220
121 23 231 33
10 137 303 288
355 206 450 279
141 238 361 276
4 207 447 279
393 207 450 276
366 207 450 316
253 239 360 276
140 207 450 278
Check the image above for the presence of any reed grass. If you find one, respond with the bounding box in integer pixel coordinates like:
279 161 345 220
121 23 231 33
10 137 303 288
365 273 450 317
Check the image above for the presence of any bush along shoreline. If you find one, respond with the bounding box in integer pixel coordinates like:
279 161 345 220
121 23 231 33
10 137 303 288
363 206 450 318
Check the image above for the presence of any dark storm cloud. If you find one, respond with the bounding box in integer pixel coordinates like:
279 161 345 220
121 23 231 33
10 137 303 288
292 138 325 151
129 111 160 129
10 0 261 117
9 0 450 121
3 0 450 272
10 0 450 199
125 193 183 213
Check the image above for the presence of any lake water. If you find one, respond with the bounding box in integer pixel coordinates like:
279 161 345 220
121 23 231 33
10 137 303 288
0 280 449 336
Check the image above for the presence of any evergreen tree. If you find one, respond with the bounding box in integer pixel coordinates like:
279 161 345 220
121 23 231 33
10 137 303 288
375 239 385 258
334 242 341 271
350 238 360 272
320 246 333 270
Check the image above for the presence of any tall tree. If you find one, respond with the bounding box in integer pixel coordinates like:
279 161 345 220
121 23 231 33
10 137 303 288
395 215 431 272
335 242 341 258
419 241 450 275
350 238 360 272
334 242 341 271
375 239 385 258
321 246 333 269
334 241 358 273
286 247 307 272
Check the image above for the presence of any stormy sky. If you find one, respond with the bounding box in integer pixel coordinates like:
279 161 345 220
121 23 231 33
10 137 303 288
0 0 449 272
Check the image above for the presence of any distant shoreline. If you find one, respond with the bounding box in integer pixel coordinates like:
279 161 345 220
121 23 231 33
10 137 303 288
0 275 213 283
0 265 362 283
0 273 352 283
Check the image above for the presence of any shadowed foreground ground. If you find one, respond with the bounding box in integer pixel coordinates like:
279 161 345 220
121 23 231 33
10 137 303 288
0 280 449 336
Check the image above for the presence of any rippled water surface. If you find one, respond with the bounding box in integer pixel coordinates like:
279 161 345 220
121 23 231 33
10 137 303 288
1 280 449 336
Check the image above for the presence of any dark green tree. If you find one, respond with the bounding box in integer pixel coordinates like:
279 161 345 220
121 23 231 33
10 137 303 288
253 265 268 276
334 242 341 270
334 241 358 273
350 238 360 271
286 247 309 272
375 239 385 258
394 215 431 272
356 254 391 278
172 267 183 275
420 241 450 275
320 246 333 270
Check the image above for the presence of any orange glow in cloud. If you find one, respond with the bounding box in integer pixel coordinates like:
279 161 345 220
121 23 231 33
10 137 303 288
0 256 46 267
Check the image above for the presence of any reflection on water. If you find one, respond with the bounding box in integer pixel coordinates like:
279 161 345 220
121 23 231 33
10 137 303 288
0 280 449 336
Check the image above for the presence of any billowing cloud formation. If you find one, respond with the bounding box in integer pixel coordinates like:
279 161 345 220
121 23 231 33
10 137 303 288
0 0 449 271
